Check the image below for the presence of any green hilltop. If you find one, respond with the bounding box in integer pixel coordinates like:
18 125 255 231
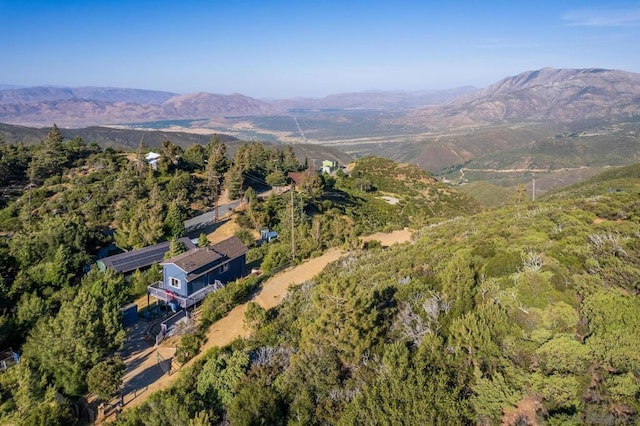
120 162 640 424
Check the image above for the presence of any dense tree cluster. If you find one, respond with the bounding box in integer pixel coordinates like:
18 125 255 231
0 127 317 423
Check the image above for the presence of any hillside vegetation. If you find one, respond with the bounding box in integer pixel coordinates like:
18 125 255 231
0 124 638 424
118 164 640 425
0 126 485 424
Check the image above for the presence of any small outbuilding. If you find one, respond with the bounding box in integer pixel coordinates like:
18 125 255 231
145 152 161 169
321 160 338 174
120 303 138 328
0 348 19 372
261 229 279 243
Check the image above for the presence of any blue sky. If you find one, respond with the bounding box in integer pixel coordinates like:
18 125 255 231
1 0 639 98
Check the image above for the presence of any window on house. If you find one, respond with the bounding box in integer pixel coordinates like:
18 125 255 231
217 263 230 273
169 277 181 289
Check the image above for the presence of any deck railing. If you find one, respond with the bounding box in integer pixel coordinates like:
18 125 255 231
0 349 19 372
148 280 225 309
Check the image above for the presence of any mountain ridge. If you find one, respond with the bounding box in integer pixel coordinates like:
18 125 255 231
0 84 477 127
406 67 640 126
2 68 639 129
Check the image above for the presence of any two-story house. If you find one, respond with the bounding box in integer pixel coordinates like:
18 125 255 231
147 236 248 310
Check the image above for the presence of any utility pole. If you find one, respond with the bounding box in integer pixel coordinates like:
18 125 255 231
27 182 32 227
532 173 536 202
214 176 220 222
291 184 296 262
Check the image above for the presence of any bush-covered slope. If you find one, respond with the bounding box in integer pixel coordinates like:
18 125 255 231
119 166 640 425
341 156 482 226
543 163 640 201
459 180 515 207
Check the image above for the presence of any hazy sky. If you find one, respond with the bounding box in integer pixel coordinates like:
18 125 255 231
1 1 639 98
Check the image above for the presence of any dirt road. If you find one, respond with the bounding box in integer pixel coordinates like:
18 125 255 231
360 228 412 247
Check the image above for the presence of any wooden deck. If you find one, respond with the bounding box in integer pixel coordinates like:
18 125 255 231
147 280 224 309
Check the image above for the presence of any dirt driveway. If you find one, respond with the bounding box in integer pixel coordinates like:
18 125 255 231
113 229 412 417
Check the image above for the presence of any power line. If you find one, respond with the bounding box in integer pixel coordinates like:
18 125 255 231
291 183 296 262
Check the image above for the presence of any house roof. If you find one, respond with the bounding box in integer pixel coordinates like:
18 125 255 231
98 237 196 274
287 171 304 185
145 152 161 161
262 230 278 239
287 171 315 186
162 236 248 275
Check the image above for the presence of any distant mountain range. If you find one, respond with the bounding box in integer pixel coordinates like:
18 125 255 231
0 122 240 149
0 83 478 128
0 87 275 127
2 68 640 130
2 68 639 189
405 68 640 127
269 86 478 111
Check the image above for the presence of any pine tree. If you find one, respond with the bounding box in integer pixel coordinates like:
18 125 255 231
115 197 165 249
197 233 210 247
164 237 187 259
135 136 148 177
27 124 67 183
266 169 286 187
282 145 300 171
300 170 323 200
224 164 244 200
87 357 126 402
182 144 207 172
164 201 185 237
23 269 126 396
46 123 64 146
206 135 228 178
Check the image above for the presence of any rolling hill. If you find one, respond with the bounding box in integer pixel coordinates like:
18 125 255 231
115 162 640 425
0 88 274 127
0 122 239 150
0 122 354 168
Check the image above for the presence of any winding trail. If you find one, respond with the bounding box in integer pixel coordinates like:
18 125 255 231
109 229 412 420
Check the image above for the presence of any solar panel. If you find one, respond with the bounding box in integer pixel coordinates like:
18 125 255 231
99 238 195 274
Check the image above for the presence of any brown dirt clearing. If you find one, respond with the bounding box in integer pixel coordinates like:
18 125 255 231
361 228 412 246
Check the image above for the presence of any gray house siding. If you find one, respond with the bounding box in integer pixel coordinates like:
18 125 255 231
219 254 246 282
162 253 246 298
149 236 248 310
162 263 189 298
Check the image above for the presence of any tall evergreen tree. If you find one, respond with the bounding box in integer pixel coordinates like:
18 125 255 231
135 136 148 177
224 164 244 200
23 269 126 396
47 123 64 145
205 135 228 178
282 145 300 172
28 124 67 183
87 357 126 402
182 144 207 172
164 200 185 237
115 197 164 249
